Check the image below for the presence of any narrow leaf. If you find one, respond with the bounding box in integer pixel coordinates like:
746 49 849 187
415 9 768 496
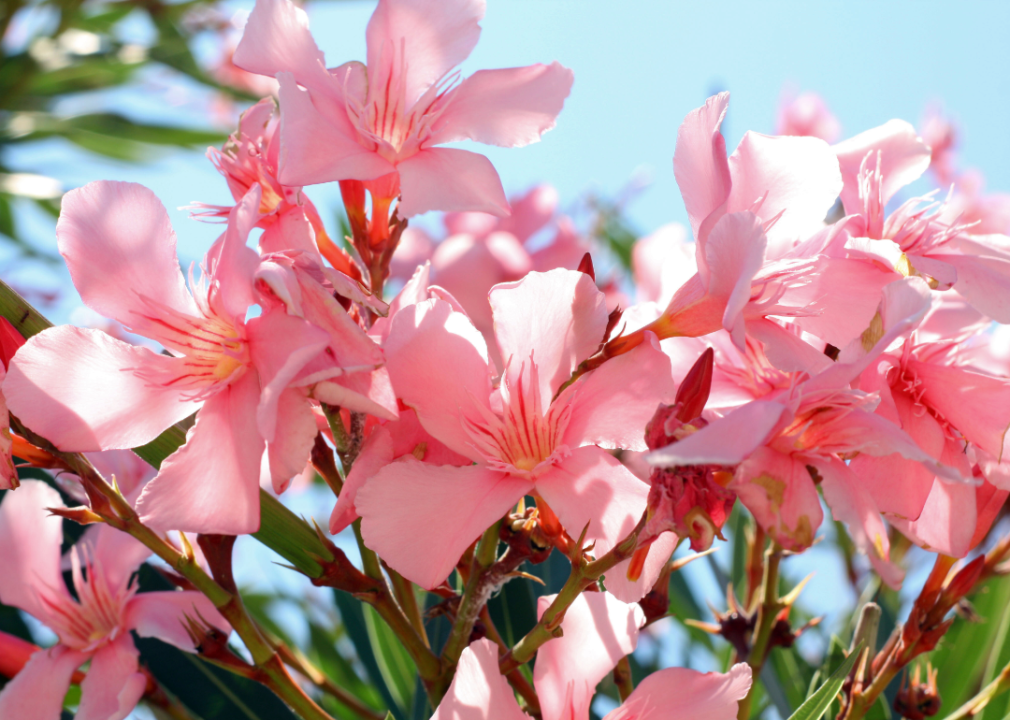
787 642 864 720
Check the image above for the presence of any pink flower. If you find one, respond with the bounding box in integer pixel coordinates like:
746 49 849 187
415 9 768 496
847 291 1010 557
391 185 591 357
197 98 363 279
233 0 574 217
3 182 335 534
646 280 963 587
353 268 679 600
833 119 1010 322
775 90 841 143
0 481 227 720
432 592 751 720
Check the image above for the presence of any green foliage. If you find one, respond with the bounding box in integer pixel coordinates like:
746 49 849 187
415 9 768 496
786 642 863 720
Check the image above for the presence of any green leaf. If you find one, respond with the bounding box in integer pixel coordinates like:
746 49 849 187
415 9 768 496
787 642 864 720
332 590 404 719
363 604 416 710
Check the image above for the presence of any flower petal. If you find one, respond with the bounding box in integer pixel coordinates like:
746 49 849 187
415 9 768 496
673 92 732 242
430 63 573 148
646 400 786 467
127 591 230 651
276 72 395 187
397 148 508 218
0 480 66 621
384 298 491 461
4 326 202 452
490 268 608 402
265 388 317 494
233 0 331 91
534 592 644 720
330 425 394 534
561 331 676 451
76 635 146 720
57 181 197 325
366 0 483 106
832 119 930 214
604 664 752 720
0 645 87 720
136 371 265 535
430 639 528 720
356 458 530 588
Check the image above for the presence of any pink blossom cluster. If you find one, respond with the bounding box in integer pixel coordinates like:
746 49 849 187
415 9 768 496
2 0 1010 717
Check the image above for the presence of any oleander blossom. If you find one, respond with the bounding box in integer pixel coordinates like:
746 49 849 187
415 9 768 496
2 181 342 534
352 268 681 601
233 0 574 216
0 481 228 720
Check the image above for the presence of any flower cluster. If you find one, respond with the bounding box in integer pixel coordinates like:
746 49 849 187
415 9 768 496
2 0 1010 718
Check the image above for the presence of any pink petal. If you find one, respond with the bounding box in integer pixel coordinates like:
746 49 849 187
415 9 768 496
366 0 483 106
259 208 320 257
500 184 558 243
396 148 508 218
935 252 1010 323
247 308 329 442
832 119 930 214
84 525 152 593
330 426 394 534
605 531 679 603
561 331 676 451
818 457 904 588
0 480 66 622
702 211 767 344
0 364 15 490
205 186 263 321
57 181 197 325
127 591 230 651
673 92 731 242
489 269 608 402
910 359 1010 459
384 298 491 461
430 233 507 333
533 592 644 720
233 0 331 90
646 400 786 467
534 446 649 576
431 63 573 148
4 326 202 452
276 73 395 187
605 664 752 720
136 371 265 534
313 367 399 421
892 477 979 559
265 388 317 494
87 449 156 498
727 132 842 257
732 447 823 551
430 639 528 720
0 645 88 720
76 635 146 720
356 458 530 589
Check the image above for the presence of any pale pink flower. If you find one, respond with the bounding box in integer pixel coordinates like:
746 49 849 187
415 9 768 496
3 182 336 534
646 280 963 587
833 119 1010 322
848 290 1010 557
775 90 841 143
432 592 751 720
391 185 591 353
353 268 679 601
233 0 574 217
0 481 227 720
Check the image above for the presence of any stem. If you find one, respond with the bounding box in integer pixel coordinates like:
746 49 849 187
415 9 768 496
744 521 765 610
441 522 502 668
275 642 385 720
737 544 783 720
501 515 646 674
478 606 542 718
18 436 335 720
387 565 429 649
613 657 634 701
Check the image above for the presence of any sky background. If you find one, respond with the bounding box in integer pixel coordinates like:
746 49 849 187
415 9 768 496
5 1 1010 716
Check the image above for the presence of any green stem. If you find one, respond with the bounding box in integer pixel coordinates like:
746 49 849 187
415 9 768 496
613 657 634 701
387 565 429 649
440 522 502 670
737 544 783 720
